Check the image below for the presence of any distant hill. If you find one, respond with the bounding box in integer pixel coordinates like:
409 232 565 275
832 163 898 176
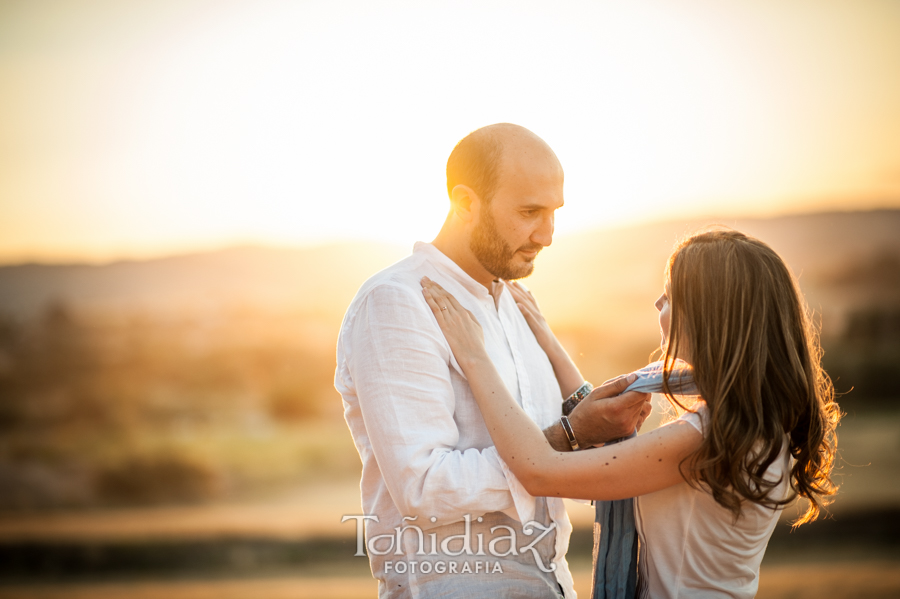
528 209 900 337
0 210 896 512
0 243 408 322
1 210 898 338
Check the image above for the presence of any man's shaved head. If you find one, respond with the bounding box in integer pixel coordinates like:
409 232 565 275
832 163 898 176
446 123 560 204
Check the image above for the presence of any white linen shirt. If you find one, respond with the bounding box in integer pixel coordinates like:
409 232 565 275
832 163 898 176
335 242 576 598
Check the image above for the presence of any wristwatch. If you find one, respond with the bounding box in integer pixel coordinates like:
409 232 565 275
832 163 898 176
561 382 593 416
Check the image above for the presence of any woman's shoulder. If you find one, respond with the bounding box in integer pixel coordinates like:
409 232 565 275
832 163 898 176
675 399 707 435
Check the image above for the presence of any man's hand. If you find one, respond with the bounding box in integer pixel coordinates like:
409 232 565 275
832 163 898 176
568 374 652 446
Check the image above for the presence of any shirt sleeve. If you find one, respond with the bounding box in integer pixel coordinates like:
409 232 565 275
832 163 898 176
678 400 708 437
346 283 530 526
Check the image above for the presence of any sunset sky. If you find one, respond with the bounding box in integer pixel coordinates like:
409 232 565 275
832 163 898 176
1 0 899 263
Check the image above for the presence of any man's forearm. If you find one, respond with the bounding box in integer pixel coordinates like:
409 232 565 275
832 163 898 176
543 421 574 452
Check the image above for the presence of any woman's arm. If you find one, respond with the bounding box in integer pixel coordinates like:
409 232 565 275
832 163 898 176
422 277 702 500
508 281 585 397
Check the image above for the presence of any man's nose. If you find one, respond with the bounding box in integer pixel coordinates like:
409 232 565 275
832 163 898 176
531 213 554 247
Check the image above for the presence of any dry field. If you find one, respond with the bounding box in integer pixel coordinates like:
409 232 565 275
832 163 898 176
0 405 897 598
1 561 899 599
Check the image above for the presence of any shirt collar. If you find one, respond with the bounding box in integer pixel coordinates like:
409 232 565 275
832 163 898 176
413 242 497 300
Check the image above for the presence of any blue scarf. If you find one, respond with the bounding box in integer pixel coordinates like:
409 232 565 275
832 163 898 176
591 361 696 599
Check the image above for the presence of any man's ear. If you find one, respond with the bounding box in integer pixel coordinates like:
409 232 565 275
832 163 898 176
450 185 479 224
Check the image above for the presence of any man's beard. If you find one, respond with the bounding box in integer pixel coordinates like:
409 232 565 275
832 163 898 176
469 205 541 281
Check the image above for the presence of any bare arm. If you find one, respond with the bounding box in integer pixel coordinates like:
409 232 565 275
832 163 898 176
544 421 575 452
510 282 652 449
542 376 654 450
422 277 699 499
508 281 584 397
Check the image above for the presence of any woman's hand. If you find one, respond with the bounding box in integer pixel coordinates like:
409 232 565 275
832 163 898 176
418 279 691 503
508 281 556 352
421 277 488 365
508 281 585 398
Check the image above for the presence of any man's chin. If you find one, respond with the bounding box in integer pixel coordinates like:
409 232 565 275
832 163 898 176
475 250 537 281
505 259 535 281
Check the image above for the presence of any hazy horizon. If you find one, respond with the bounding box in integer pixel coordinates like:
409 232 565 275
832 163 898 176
2 205 897 267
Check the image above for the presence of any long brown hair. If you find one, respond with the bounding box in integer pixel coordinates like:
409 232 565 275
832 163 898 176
662 228 840 526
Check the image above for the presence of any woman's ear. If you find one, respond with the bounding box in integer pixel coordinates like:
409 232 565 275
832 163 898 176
450 185 479 224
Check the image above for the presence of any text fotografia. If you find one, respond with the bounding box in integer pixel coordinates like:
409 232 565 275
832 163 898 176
341 514 558 573
386 560 504 575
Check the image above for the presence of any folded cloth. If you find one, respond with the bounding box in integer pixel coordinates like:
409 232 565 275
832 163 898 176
591 360 696 599
592 432 639 599
624 359 697 395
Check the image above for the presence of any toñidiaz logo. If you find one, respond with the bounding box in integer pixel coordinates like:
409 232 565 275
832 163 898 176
342 514 558 574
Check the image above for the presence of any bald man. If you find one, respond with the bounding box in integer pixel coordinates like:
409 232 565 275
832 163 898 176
335 124 649 598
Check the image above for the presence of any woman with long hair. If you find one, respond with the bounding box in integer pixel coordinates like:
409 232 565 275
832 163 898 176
420 228 840 598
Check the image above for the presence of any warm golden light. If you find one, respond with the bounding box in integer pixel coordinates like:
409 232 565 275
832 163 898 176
0 6 898 597
1 0 898 263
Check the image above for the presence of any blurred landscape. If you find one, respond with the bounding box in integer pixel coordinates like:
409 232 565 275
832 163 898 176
1 209 899 597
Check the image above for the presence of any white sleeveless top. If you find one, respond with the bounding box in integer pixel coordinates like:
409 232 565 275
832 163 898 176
634 402 792 598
